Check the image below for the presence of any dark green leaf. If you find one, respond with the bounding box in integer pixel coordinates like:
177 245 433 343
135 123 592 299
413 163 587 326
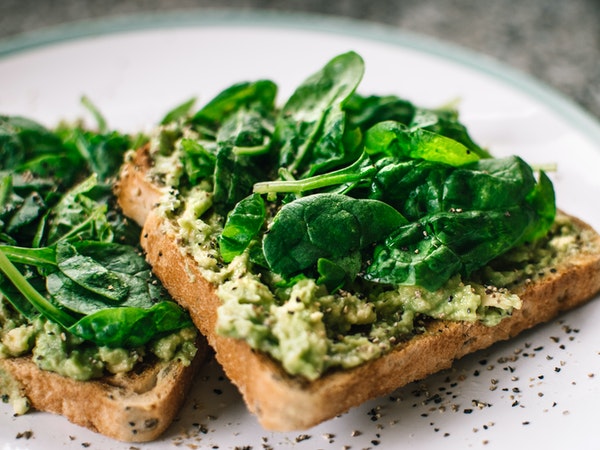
160 97 196 124
364 120 480 166
263 193 406 279
273 51 365 177
56 241 129 303
181 138 217 184
219 193 266 263
191 80 277 131
68 301 192 348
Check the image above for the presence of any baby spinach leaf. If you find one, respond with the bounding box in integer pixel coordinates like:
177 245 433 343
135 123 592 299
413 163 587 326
0 116 87 186
369 159 450 220
344 93 489 158
441 156 536 211
364 120 480 166
0 245 57 270
317 252 362 292
45 174 112 245
69 301 192 348
263 193 406 279
160 97 196 125
364 154 555 290
273 51 364 177
213 108 274 213
55 241 129 303
0 248 77 329
180 138 217 184
522 170 555 242
219 193 266 263
365 207 534 291
191 80 277 131
345 93 415 132
70 129 132 182
0 116 66 172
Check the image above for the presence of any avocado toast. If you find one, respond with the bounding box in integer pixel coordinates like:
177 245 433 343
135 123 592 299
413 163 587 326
0 111 205 441
116 52 600 430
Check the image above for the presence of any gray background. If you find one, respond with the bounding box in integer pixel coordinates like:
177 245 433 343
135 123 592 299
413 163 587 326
1 0 599 120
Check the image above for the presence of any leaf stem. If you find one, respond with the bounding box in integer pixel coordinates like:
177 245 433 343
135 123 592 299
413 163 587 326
0 247 76 328
253 152 375 195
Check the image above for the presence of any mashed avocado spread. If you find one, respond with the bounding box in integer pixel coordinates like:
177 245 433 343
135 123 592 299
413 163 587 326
146 122 579 381
0 295 197 413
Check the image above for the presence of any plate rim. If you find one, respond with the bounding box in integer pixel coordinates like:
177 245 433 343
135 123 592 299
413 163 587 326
1 8 600 147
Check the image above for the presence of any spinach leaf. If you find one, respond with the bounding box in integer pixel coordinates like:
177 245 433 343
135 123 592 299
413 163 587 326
273 51 364 177
69 129 132 182
364 120 481 166
0 248 78 329
213 108 274 213
0 241 191 347
191 80 277 132
70 301 192 348
522 170 555 242
180 138 217 185
0 109 192 349
161 97 196 125
219 193 266 263
317 253 362 292
364 156 555 290
263 193 406 280
345 94 415 131
365 207 535 291
0 116 83 185
0 172 58 247
344 93 489 158
55 241 130 303
369 159 450 220
44 174 112 245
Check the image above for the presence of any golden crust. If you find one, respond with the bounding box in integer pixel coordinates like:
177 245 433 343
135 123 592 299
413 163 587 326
117 146 600 431
0 345 205 442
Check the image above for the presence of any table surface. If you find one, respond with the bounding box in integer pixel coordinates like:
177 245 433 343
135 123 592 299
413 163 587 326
1 0 599 121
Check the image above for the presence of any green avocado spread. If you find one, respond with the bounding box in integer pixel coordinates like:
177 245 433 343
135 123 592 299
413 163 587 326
0 294 197 413
146 124 583 381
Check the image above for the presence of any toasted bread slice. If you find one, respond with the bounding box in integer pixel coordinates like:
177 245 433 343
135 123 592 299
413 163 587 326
116 145 600 431
0 342 206 442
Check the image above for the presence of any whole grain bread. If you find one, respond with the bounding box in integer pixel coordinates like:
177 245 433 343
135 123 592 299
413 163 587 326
0 342 206 442
116 145 600 431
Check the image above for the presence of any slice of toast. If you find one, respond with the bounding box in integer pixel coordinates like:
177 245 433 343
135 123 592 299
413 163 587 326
116 145 600 431
0 341 206 442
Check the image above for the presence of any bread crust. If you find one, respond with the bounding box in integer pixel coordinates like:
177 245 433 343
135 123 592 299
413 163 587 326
117 146 600 431
0 344 206 442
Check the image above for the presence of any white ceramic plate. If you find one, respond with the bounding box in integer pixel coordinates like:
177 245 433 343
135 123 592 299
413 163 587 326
1 11 599 450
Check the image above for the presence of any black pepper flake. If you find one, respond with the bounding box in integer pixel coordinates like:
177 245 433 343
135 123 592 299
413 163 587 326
463 409 473 414
195 423 209 434
16 430 33 439
295 434 311 442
